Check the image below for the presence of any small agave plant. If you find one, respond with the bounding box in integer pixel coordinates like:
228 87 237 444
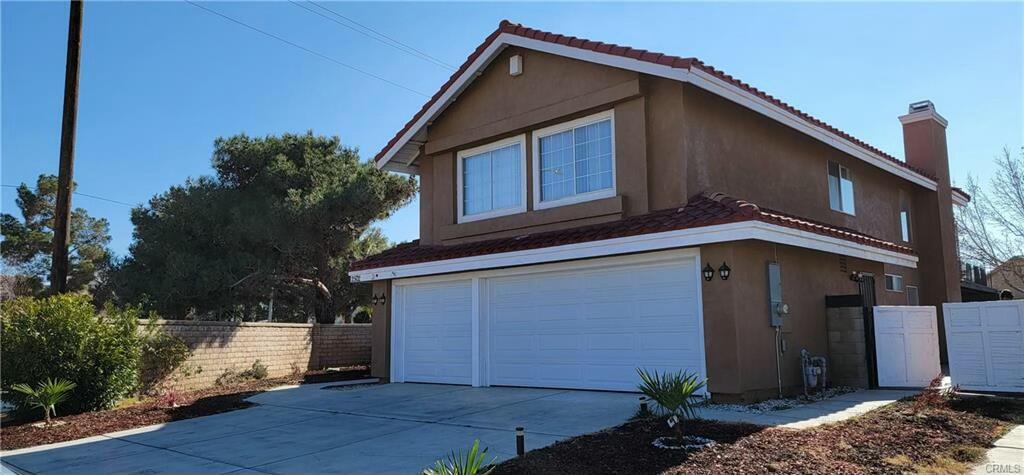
423 440 495 475
636 368 712 450
10 378 77 425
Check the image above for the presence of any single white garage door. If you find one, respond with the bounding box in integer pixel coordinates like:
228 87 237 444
487 259 705 392
396 280 473 384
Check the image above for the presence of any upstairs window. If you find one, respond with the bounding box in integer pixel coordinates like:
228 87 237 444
900 210 911 242
885 274 904 292
899 191 912 242
457 135 526 223
828 161 855 215
534 110 615 209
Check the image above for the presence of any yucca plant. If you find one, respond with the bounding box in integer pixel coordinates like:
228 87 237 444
423 440 495 475
636 368 706 442
11 378 77 424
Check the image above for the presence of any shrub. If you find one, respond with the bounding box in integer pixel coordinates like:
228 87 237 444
636 368 707 440
139 322 201 394
423 440 495 475
215 359 269 387
10 378 77 424
1 295 142 415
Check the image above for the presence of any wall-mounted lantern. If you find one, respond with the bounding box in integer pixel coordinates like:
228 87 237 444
702 263 715 281
718 262 731 281
371 293 387 306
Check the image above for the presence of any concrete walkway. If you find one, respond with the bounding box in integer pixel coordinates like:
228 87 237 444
695 389 917 429
972 425 1024 475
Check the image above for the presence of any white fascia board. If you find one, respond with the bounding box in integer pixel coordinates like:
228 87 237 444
375 38 510 170
952 190 970 206
350 220 917 282
375 34 938 192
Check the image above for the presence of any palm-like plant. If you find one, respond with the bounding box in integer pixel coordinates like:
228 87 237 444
636 368 706 441
423 440 495 475
11 378 77 424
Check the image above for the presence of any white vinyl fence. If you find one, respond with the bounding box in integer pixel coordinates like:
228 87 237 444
873 306 941 388
943 300 1024 393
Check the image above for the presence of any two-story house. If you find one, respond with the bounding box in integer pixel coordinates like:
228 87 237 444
350 21 969 401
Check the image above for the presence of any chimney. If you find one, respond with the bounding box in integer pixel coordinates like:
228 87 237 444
900 100 950 182
899 100 961 363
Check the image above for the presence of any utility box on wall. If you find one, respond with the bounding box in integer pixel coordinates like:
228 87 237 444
768 262 786 327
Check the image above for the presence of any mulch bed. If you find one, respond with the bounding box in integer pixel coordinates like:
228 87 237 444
0 366 369 451
493 396 1023 475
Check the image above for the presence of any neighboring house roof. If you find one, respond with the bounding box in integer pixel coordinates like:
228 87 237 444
351 192 915 275
374 20 939 190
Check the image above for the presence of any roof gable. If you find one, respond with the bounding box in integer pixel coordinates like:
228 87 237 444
375 20 938 191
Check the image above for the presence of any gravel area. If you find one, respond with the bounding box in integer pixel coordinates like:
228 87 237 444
702 386 858 413
492 395 1020 475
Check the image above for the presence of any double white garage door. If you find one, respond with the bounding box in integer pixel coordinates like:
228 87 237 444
390 253 706 392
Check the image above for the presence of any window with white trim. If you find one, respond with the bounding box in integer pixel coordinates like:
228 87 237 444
906 285 919 305
457 135 526 222
534 111 615 208
900 210 911 242
828 161 855 215
885 274 904 292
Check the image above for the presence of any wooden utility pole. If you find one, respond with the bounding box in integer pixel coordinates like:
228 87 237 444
50 0 84 294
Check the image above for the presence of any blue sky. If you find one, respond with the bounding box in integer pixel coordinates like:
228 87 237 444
3 1 1022 257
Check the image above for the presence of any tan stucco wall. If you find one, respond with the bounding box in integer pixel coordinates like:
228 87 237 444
680 84 918 246
370 280 392 381
698 241 913 401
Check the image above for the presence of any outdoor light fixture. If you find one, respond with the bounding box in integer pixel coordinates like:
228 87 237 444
372 293 387 306
719 262 731 281
702 263 715 281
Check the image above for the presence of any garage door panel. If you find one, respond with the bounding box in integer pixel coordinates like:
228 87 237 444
488 259 705 392
399 280 473 385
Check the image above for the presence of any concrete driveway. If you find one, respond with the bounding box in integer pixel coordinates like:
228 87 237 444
1 382 639 474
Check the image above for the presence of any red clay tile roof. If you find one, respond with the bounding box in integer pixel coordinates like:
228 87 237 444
374 20 936 182
351 192 914 272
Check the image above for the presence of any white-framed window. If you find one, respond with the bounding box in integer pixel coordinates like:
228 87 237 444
828 161 856 215
885 274 904 292
456 135 527 223
532 110 615 210
906 285 920 305
900 210 911 242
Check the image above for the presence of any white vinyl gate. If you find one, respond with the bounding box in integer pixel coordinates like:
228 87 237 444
943 300 1024 393
873 306 941 388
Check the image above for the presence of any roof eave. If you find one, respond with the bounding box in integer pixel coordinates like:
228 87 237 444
374 23 939 191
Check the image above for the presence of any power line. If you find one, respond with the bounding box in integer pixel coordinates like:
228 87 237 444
293 1 456 71
183 0 430 98
2 184 136 208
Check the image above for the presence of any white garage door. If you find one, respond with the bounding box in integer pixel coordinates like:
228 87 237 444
487 259 705 392
397 280 472 384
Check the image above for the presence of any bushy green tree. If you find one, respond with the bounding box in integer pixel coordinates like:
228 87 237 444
1 294 141 414
0 175 112 296
111 132 416 322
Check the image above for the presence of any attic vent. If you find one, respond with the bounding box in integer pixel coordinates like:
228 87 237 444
838 256 848 274
908 100 935 113
509 54 523 77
